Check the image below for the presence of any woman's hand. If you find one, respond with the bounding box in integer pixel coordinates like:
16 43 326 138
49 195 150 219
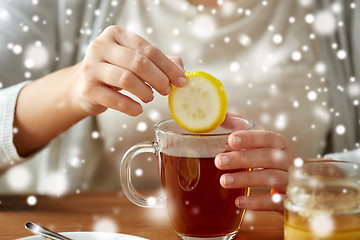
13 25 186 158
215 129 300 212
71 25 186 117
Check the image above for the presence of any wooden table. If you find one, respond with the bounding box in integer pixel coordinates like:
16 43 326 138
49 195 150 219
0 191 284 239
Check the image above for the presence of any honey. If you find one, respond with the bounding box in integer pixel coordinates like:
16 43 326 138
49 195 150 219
284 207 360 239
284 160 360 240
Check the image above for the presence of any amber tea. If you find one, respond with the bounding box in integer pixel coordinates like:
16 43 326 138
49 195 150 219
161 153 250 237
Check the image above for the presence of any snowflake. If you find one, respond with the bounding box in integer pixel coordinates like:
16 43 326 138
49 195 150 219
94 9 101 16
298 0 314 7
93 217 118 233
197 5 204 12
147 196 157 206
171 42 182 54
305 14 315 24
289 16 296 23
347 83 360 97
27 195 37 206
46 172 68 196
221 2 236 16
314 62 327 74
331 2 343 14
172 28 180 35
229 62 240 72
148 109 161 122
307 91 317 101
111 1 119 7
335 125 346 135
24 41 50 69
273 34 283 44
146 27 153 34
136 121 147 132
293 100 299 108
12 44 23 54
313 10 336 36
245 9 252 16
66 9 72 16
337 49 347 60
91 131 100 139
135 168 143 177
24 59 35 69
271 193 282 203
24 71 31 79
238 34 252 47
291 51 302 61
274 113 288 130
32 15 39 22
0 8 10 21
68 156 82 168
191 14 216 40
5 165 32 192
310 212 334 238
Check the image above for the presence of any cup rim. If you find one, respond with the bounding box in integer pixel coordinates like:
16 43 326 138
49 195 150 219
154 116 255 136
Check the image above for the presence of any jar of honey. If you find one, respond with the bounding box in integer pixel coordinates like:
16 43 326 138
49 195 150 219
284 160 360 240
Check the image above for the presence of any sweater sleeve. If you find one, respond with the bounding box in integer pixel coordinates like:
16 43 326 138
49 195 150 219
324 148 360 163
0 81 31 169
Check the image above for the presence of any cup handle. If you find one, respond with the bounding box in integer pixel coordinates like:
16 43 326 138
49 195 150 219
120 141 166 208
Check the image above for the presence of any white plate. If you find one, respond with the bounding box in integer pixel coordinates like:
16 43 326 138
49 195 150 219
17 232 149 240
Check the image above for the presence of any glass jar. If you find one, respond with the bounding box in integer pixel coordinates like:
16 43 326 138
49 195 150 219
284 160 360 240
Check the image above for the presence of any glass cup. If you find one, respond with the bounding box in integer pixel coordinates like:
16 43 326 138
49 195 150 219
284 160 360 240
120 116 255 240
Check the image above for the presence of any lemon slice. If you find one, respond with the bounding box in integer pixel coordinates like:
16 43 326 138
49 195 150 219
168 71 228 133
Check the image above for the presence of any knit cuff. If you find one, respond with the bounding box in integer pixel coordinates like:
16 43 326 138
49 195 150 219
0 81 31 167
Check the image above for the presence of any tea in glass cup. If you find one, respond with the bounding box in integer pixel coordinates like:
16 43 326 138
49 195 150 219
284 160 360 240
120 117 255 240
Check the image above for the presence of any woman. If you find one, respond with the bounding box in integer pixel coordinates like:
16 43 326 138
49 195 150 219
0 0 358 212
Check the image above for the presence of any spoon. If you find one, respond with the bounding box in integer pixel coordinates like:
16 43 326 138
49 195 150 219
25 221 73 240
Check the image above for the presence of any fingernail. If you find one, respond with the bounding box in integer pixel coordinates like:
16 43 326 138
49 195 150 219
231 135 241 146
218 155 229 166
177 76 187 87
221 174 234 186
147 93 154 102
235 197 245 208
165 85 172 95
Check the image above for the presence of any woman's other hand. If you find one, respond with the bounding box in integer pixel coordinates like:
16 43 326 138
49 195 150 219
215 129 300 212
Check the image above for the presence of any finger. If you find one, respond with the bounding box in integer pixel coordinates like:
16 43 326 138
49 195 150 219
236 194 285 212
220 169 288 191
220 114 255 131
215 148 290 171
229 130 288 150
89 85 143 116
168 56 185 71
103 26 187 88
100 41 173 95
92 62 154 103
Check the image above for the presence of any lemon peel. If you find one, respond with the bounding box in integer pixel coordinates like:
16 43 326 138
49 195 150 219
168 71 228 133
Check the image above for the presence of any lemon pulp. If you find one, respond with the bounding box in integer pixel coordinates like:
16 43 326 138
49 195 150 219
168 71 228 133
